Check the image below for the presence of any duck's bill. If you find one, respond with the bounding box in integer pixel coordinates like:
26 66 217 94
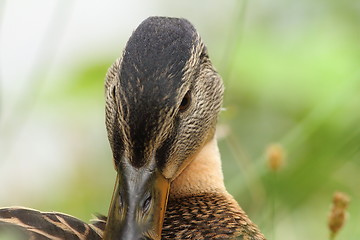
103 164 170 240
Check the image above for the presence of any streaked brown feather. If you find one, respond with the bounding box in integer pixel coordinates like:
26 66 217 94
0 207 102 240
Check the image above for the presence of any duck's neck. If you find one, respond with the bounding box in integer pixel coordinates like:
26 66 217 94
169 137 227 198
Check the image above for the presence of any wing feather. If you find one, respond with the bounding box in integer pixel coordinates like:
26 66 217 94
0 207 103 240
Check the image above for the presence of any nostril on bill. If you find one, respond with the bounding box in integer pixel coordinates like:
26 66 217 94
142 194 152 213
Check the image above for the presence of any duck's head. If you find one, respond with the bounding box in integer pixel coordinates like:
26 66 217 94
103 16 223 240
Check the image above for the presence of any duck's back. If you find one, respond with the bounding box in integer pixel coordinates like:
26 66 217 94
162 193 265 240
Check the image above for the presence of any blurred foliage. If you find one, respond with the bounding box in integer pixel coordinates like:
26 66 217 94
215 1 360 239
1 0 360 240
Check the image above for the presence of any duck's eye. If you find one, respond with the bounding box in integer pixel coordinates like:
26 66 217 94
179 91 191 112
112 86 116 98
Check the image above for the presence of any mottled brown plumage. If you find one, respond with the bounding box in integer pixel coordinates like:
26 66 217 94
0 16 265 239
163 194 264 240
0 198 264 240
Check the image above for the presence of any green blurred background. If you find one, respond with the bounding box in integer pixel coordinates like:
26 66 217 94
0 0 359 239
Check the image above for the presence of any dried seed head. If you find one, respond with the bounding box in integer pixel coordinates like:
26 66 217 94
333 191 350 209
266 144 285 172
328 191 350 238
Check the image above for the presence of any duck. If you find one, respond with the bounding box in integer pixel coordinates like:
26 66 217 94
0 16 265 240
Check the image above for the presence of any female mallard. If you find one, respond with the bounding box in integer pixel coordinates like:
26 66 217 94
0 17 265 240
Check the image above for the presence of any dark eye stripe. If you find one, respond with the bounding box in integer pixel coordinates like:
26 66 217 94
156 118 179 169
